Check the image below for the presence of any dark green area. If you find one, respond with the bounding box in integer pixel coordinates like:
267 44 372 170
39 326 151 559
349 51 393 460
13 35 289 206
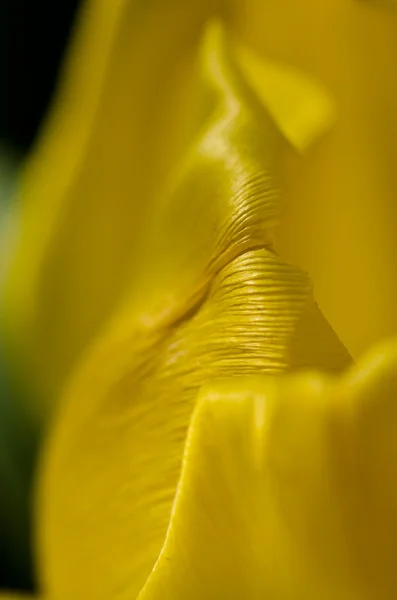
0 371 39 592
0 2 82 590
0 146 38 592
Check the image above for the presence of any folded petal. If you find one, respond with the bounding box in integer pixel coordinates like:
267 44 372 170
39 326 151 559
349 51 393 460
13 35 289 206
234 0 397 357
139 337 397 600
36 23 350 600
2 0 339 417
233 42 335 154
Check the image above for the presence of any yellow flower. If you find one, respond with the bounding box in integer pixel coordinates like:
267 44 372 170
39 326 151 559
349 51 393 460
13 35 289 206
7 338 397 600
138 338 397 600
235 0 397 357
6 0 397 414
1 1 397 599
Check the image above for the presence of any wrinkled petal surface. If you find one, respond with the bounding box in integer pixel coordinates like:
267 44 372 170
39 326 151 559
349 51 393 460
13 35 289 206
234 0 397 357
2 0 337 416
36 22 350 600
139 337 397 600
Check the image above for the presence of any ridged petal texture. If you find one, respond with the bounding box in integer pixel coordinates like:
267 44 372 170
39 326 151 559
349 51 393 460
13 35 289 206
235 0 397 357
36 21 350 600
1 0 336 417
139 337 397 600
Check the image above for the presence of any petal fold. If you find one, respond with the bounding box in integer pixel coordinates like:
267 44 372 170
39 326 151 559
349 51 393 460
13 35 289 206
36 22 350 600
235 0 397 356
139 338 397 600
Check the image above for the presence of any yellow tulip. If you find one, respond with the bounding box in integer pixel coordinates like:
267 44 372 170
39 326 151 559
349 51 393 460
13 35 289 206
31 19 350 600
3 1 397 417
1 1 397 599
138 338 397 600
235 0 397 357
2 0 223 414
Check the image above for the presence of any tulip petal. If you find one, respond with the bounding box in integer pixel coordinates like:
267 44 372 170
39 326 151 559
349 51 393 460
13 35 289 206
3 0 339 414
234 0 397 357
1 0 222 411
234 43 336 153
139 338 397 600
36 22 350 600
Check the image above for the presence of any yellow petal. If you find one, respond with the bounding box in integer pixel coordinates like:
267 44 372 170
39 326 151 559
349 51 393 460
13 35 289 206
139 337 397 600
36 23 350 600
3 0 339 416
235 0 397 357
234 43 336 153
1 0 221 412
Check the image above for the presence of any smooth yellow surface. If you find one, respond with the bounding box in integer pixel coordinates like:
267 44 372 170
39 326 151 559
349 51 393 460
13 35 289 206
234 0 397 358
1 0 220 412
35 22 350 600
139 338 397 600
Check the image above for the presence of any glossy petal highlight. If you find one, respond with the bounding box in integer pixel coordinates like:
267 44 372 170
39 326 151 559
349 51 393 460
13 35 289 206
139 338 397 600
36 23 350 600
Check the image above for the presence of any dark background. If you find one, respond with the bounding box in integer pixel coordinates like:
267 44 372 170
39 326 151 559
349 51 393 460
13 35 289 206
0 0 81 591
0 0 81 152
